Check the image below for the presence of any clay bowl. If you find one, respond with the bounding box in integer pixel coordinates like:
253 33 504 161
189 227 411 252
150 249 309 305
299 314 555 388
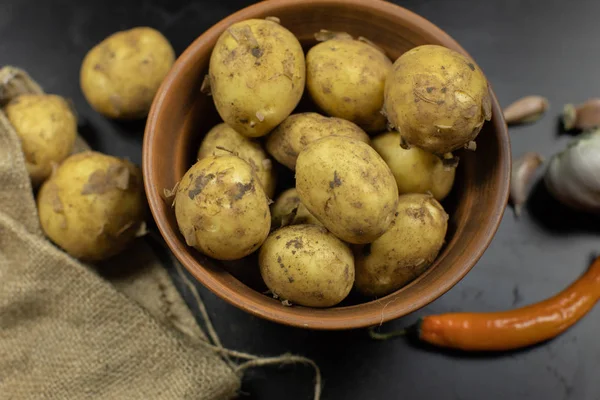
143 0 510 330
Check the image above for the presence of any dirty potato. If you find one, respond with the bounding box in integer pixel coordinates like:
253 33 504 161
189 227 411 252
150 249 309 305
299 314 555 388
354 193 448 297
266 112 370 170
384 44 491 154
37 151 146 261
4 94 77 186
271 188 322 228
209 19 305 137
80 27 175 119
372 131 456 201
259 224 354 307
296 136 398 244
174 155 270 260
306 37 392 133
198 123 276 198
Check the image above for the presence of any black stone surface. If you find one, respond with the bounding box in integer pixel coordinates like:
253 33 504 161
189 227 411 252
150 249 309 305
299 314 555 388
3 0 600 399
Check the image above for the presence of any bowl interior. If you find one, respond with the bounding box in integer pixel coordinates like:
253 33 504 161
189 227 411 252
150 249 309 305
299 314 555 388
144 0 510 330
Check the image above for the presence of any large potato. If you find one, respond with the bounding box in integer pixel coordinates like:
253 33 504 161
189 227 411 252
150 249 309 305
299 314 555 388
372 131 456 201
271 188 322 228
306 37 392 133
354 193 448 297
37 151 146 261
198 123 276 198
5 94 77 186
296 136 398 244
209 19 305 137
384 44 492 154
80 27 175 119
259 224 354 307
266 112 369 170
174 155 270 260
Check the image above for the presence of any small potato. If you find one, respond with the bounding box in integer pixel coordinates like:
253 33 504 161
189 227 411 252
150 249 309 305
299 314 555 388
198 123 276 198
354 193 448 297
174 155 270 260
209 19 305 137
266 112 369 170
306 37 392 133
259 224 354 307
80 27 175 119
372 131 456 201
384 44 491 154
37 151 146 261
296 136 398 244
271 188 322 228
5 94 77 186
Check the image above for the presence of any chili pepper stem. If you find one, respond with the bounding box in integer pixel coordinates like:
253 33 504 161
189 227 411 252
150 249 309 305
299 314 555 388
368 326 406 340
368 321 421 341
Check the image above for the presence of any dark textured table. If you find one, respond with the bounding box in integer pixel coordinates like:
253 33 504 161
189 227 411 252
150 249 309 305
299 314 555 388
3 0 600 399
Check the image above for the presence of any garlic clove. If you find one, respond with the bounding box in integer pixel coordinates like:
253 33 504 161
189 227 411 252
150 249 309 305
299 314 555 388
503 95 549 125
562 98 600 131
510 152 544 217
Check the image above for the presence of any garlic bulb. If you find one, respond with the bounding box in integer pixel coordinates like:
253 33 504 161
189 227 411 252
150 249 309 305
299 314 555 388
545 130 600 212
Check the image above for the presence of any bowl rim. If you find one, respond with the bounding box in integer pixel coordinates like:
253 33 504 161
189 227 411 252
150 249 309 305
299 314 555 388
143 0 511 330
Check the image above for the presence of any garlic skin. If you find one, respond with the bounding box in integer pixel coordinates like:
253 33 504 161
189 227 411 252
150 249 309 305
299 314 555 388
545 130 600 213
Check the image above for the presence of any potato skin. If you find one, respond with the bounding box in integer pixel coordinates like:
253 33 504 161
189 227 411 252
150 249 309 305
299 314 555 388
174 155 270 260
259 224 354 307
198 123 276 198
271 188 322 228
306 38 392 133
209 19 305 137
5 94 77 186
371 131 456 201
384 44 492 154
296 136 398 244
37 151 146 261
354 194 448 297
80 27 175 119
266 112 369 170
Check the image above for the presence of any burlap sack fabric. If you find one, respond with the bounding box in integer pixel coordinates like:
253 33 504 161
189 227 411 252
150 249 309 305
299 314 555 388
0 67 241 399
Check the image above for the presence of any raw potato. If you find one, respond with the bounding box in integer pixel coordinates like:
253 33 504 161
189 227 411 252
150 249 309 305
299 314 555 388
37 151 146 262
306 37 392 132
259 224 354 307
5 94 77 187
372 131 456 201
198 123 276 198
296 136 398 244
384 44 492 154
354 193 448 297
80 27 175 119
266 112 370 170
209 19 305 137
271 188 322 228
174 155 270 260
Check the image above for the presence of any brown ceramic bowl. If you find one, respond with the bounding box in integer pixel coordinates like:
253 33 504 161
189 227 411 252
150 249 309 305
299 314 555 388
143 0 510 330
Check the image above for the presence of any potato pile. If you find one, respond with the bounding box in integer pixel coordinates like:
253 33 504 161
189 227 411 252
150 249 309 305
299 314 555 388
2 93 146 263
2 27 171 262
173 18 492 308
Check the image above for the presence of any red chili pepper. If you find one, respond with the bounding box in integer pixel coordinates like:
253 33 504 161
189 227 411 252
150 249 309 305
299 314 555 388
371 256 600 351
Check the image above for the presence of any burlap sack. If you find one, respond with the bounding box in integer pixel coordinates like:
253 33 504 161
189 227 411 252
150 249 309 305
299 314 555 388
0 67 240 399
